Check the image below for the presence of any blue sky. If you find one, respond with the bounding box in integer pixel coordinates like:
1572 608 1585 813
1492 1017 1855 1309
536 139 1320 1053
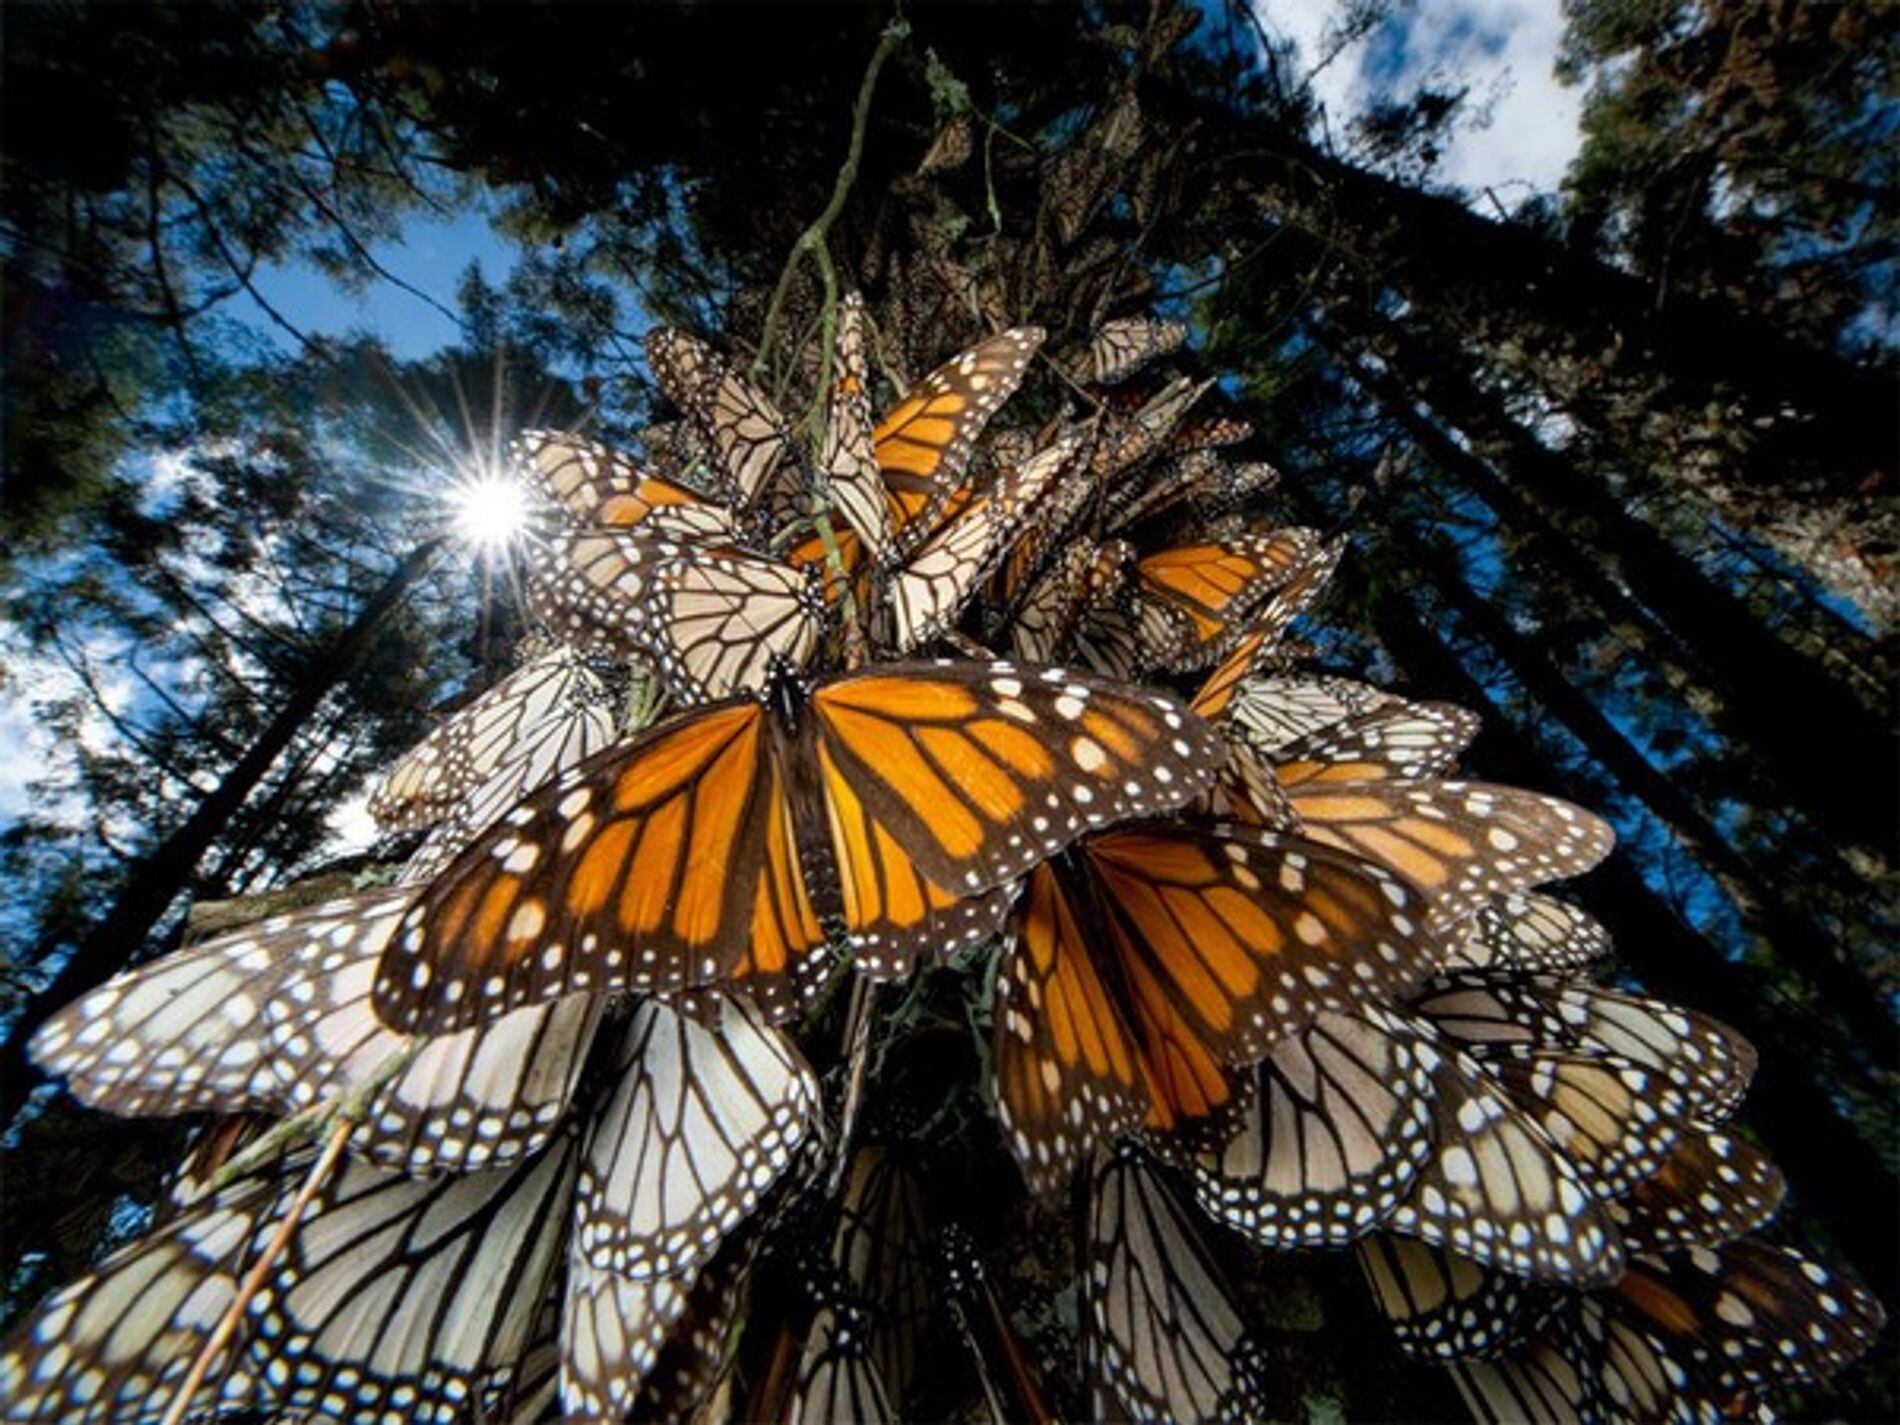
1257 0 1583 199
239 204 521 360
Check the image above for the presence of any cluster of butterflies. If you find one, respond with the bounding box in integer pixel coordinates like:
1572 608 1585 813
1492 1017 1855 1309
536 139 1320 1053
5 299 1881 1425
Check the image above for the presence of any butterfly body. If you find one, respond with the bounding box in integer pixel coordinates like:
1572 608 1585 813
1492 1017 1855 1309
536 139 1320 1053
375 660 1221 1034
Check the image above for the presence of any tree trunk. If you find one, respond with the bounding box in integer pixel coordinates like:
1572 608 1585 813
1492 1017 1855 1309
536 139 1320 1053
1312 306 1897 861
0 537 444 1130
1159 84 1898 625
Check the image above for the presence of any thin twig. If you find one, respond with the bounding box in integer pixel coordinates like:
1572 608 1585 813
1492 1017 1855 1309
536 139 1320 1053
161 1119 353 1425
748 22 905 666
210 1038 425 1190
827 976 881 1196
751 19 909 381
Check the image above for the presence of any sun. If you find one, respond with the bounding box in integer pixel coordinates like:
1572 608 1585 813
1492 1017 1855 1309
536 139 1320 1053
445 464 533 551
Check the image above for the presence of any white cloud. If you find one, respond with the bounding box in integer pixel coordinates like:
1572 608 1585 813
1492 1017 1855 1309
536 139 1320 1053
1255 0 1583 199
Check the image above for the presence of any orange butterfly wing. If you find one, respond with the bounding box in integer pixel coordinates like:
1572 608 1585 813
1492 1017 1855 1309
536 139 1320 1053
993 862 1150 1194
816 731 1017 976
515 430 737 542
1085 823 1437 1066
1135 528 1325 663
1283 781 1613 931
873 328 1045 558
376 702 776 1033
810 662 1220 896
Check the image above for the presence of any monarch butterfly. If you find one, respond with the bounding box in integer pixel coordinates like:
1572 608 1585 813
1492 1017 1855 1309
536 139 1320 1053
0 1133 580 1423
1451 1238 1884 1422
560 1253 701 1420
1618 1239 1884 1396
819 291 892 563
31 889 602 1176
1198 687 1475 833
992 821 1437 1195
0 1166 275 1422
1177 1005 1438 1249
1455 1046 1687 1202
1099 448 1224 535
1179 982 1668 1284
1208 458 1281 516
1411 975 1757 1125
1089 315 1187 386
784 1282 898 1425
1184 549 1349 725
366 643 619 835
1382 1014 1625 1286
1445 1329 1592 1425
1443 892 1613 976
622 1222 760 1422
862 324 1047 569
875 429 1084 657
374 660 1220 1034
396 657 622 888
538 527 824 701
1084 376 1215 487
1008 538 1132 665
515 428 740 543
1157 408 1253 465
1188 658 1618 939
1131 527 1331 669
985 441 1101 613
1070 590 1199 682
791 317 1050 648
563 990 817 1418
253 1143 578 1422
827 1148 934 1408
1357 1234 1557 1362
1276 779 1615 936
1083 1148 1271 1425
648 327 795 513
916 114 975 176
575 994 819 1278
1044 142 1111 247
1607 1125 1784 1255
1270 698 1482 782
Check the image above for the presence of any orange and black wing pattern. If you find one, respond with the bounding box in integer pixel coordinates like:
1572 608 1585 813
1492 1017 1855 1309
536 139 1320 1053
1134 527 1326 668
810 661 1220 896
515 430 737 542
873 328 1045 560
1185 540 1347 721
816 729 1018 977
1084 822 1438 1068
994 861 1152 1194
376 701 780 1033
1270 701 1480 785
1284 781 1614 932
994 821 1439 1192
